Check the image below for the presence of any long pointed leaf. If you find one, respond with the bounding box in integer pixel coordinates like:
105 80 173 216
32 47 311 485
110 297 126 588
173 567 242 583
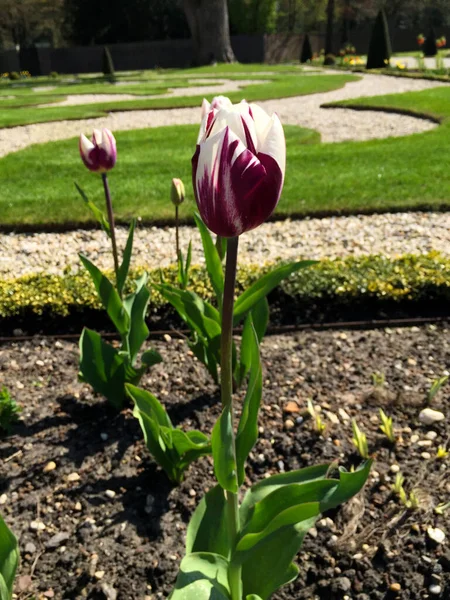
75 181 110 236
117 219 135 296
124 274 150 364
0 514 19 599
186 485 230 557
79 327 126 410
79 254 129 335
194 213 224 307
236 321 262 485
211 405 238 493
170 553 231 600
233 260 316 325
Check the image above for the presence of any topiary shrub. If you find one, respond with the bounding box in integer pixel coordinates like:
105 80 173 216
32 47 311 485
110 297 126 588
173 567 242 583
8 71 20 80
423 28 437 57
366 8 392 69
102 46 116 82
300 34 313 63
323 53 336 65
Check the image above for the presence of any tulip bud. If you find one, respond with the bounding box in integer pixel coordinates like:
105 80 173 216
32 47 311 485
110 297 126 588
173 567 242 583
79 128 117 173
193 98 285 237
171 178 185 206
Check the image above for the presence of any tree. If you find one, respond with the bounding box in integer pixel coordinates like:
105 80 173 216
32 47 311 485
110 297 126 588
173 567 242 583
0 0 64 48
366 8 391 69
229 0 277 35
182 0 235 65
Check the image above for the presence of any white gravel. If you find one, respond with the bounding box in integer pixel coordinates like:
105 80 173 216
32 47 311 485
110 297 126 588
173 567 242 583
0 72 446 158
37 79 268 107
2 211 450 278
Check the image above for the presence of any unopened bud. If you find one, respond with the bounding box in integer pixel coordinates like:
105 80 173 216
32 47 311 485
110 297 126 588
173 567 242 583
171 178 185 206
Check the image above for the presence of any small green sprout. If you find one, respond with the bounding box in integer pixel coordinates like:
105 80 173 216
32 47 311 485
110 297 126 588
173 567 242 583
351 419 369 459
0 387 21 434
392 473 420 510
435 501 450 515
307 399 326 436
436 445 449 459
428 375 448 404
371 372 385 387
379 408 396 443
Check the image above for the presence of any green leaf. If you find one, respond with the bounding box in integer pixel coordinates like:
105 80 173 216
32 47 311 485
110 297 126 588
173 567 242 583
75 181 110 236
126 383 173 428
170 553 230 600
237 461 372 599
240 463 330 526
123 273 150 364
233 260 316 325
189 337 219 384
117 219 135 296
194 213 224 306
79 328 126 410
79 254 129 335
239 521 313 600
186 485 230 558
0 514 19 600
141 348 163 368
216 236 227 262
171 429 212 473
211 405 238 493
236 322 262 485
251 297 269 343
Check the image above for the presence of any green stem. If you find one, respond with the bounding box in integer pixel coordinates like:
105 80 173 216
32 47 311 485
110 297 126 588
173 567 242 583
175 205 180 261
101 173 120 292
221 236 242 600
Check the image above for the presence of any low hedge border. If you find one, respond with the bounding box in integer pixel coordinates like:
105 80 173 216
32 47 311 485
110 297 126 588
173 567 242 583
1 253 450 330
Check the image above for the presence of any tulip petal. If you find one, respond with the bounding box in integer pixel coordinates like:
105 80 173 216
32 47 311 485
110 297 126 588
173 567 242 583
193 127 281 237
248 103 272 149
258 114 286 182
201 98 211 120
93 129 103 145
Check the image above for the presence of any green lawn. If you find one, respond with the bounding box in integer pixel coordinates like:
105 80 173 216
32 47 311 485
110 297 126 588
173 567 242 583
0 72 357 127
2 84 450 230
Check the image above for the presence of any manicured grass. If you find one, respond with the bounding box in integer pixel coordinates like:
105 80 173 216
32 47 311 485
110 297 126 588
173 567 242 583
0 73 357 127
0 125 320 227
3 84 450 230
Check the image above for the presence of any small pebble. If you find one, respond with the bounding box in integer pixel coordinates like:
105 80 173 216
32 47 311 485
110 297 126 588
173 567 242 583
429 584 442 595
74 502 82 511
427 527 446 544
390 464 400 473
43 461 56 473
105 490 116 499
67 472 80 482
426 431 438 441
30 520 46 531
284 418 295 430
0 494 7 505
94 571 105 580
411 434 420 444
419 408 445 425
284 401 300 413
390 583 401 592
418 440 433 447
188 489 196 497
100 433 108 441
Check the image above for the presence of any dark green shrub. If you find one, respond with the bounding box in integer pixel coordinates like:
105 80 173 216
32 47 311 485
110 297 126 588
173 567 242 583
50 71 59 78
423 28 437 57
300 34 313 63
8 72 20 80
0 387 21 434
366 9 391 69
323 53 336 65
102 46 116 82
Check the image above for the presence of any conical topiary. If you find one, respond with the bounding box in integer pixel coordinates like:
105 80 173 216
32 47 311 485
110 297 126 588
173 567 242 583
102 46 116 82
423 27 437 57
300 34 313 63
366 9 391 69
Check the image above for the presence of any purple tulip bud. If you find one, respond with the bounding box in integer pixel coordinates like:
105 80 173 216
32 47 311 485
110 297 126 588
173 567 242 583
193 98 286 237
79 128 117 173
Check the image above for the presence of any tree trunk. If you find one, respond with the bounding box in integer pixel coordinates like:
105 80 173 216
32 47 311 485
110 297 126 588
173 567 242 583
183 0 236 65
325 0 335 55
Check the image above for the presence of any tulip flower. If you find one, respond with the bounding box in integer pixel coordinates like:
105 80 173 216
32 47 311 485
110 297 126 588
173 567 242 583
79 128 117 173
78 128 119 280
201 95 233 120
193 98 285 238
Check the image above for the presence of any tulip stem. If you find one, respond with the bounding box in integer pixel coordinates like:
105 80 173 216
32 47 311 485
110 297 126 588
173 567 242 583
101 173 120 290
175 205 180 261
220 236 242 600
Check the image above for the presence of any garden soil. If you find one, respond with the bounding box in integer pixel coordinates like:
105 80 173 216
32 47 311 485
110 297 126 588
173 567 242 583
1 324 449 600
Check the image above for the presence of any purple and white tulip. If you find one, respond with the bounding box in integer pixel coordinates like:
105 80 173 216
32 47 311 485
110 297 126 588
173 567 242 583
193 98 286 238
79 128 117 173
201 95 233 120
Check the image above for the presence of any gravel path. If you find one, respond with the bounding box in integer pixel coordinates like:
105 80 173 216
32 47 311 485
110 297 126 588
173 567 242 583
37 79 268 107
0 72 447 158
2 211 449 278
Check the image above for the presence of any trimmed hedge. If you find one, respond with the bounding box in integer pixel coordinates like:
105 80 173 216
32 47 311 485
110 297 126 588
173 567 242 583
1 253 450 322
